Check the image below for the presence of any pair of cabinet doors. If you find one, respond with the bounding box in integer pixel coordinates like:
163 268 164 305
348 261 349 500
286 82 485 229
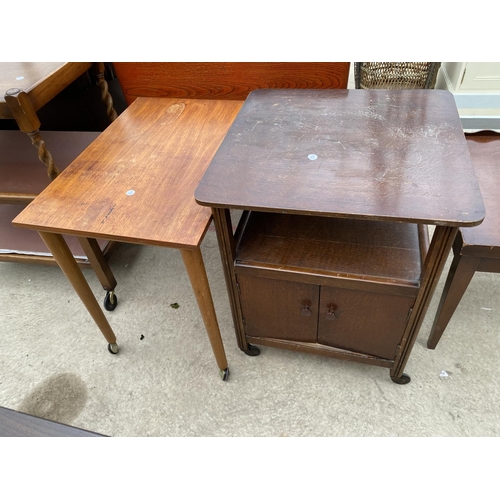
236 273 416 360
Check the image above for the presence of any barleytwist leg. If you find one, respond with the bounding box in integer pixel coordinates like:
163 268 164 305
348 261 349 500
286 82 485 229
5 88 60 180
27 129 59 180
93 63 118 123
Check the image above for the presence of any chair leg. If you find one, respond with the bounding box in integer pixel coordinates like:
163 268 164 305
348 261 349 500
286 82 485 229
427 252 481 349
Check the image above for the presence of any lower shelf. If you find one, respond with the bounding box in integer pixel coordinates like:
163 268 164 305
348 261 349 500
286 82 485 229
0 129 114 267
0 204 113 266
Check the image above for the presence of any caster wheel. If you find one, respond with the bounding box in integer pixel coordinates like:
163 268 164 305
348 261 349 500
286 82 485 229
391 373 411 385
108 343 119 355
243 344 260 356
220 368 230 381
104 291 118 311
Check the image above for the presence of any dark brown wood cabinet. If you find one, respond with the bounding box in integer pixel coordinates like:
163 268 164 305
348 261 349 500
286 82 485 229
234 211 422 364
195 89 486 384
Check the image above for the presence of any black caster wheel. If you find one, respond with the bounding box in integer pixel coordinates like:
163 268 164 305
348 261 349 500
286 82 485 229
243 344 260 356
104 291 118 311
220 368 230 381
391 373 411 385
108 343 119 355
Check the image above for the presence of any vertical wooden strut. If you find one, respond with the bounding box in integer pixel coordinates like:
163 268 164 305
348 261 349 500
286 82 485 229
391 225 458 379
212 207 249 351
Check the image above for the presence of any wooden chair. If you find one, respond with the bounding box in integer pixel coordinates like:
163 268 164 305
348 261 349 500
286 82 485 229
427 134 500 348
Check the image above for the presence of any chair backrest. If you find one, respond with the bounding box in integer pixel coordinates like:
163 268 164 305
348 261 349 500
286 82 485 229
112 62 350 105
354 62 441 89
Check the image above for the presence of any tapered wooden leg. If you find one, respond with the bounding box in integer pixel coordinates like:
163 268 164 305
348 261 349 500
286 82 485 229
77 237 117 291
427 253 480 349
38 231 118 349
180 247 229 378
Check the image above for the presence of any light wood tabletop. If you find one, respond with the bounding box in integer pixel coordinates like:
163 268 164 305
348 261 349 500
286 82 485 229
14 97 243 248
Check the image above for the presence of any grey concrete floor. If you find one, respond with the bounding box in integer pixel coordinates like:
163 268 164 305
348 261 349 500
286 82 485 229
1 218 499 437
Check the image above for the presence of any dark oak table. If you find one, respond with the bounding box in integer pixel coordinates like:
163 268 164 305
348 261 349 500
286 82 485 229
195 89 485 383
13 97 243 381
427 134 500 348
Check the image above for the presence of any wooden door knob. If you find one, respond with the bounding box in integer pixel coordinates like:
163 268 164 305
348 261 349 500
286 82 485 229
301 300 312 316
326 304 336 320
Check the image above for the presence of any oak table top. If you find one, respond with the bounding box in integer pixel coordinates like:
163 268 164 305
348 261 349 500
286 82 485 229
195 89 485 228
0 62 92 119
13 97 243 248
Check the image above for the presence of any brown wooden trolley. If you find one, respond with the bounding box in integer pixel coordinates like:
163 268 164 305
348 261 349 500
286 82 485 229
195 88 485 384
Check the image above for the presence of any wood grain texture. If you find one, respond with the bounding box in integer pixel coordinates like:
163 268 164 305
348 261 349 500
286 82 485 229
426 134 500 349
113 62 350 105
0 62 92 118
318 286 414 359
235 212 422 287
13 97 243 248
196 89 485 227
460 136 500 249
237 274 320 342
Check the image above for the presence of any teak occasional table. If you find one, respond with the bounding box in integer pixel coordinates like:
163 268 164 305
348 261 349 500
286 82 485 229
195 89 485 384
13 97 243 381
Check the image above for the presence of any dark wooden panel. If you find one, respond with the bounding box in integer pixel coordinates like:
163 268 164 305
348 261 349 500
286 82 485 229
113 62 350 105
237 274 319 342
461 136 500 248
318 286 415 359
245 336 394 368
477 257 500 273
235 212 422 287
0 406 104 437
196 89 485 227
0 130 100 197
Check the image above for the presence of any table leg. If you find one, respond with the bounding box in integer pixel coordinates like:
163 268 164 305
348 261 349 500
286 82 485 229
4 89 59 180
391 225 458 383
78 237 118 311
427 252 481 349
180 247 229 381
38 231 118 353
92 63 118 123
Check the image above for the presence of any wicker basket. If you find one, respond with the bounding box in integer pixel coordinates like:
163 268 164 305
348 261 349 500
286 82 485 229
354 62 441 89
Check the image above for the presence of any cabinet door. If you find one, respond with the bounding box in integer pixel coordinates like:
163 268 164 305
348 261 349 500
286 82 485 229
237 274 319 342
318 286 414 360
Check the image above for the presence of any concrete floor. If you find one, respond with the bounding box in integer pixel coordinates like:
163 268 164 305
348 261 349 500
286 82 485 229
1 218 499 437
